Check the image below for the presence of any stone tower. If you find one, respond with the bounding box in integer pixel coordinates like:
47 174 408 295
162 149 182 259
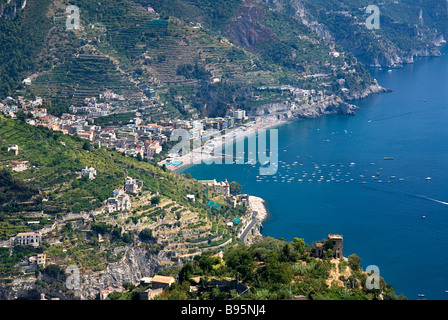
328 234 343 258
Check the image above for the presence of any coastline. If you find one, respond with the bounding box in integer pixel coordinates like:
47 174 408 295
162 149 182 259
239 195 270 245
248 195 269 224
170 116 289 173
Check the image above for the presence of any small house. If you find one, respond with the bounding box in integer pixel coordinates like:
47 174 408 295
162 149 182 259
81 166 97 180
8 161 28 172
7 144 19 155
151 275 175 290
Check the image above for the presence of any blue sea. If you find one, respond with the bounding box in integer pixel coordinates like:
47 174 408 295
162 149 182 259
181 48 448 300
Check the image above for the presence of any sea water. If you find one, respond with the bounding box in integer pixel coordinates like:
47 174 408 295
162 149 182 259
181 47 448 300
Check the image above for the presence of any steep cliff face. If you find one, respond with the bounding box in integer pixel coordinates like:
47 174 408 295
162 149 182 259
226 5 277 52
285 0 334 43
343 79 388 101
248 95 361 121
267 0 448 68
0 245 165 300
78 246 165 299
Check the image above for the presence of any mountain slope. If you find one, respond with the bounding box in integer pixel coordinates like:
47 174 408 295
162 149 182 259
0 0 394 117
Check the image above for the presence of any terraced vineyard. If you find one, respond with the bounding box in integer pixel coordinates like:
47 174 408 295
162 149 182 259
32 52 138 107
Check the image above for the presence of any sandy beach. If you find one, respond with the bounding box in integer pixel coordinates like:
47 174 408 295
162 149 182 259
166 116 288 172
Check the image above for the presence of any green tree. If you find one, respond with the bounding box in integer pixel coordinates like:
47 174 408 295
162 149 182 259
139 229 154 242
151 196 161 205
229 181 242 195
178 263 194 283
279 243 297 262
123 281 135 291
223 245 256 282
197 254 216 281
260 253 295 285
348 254 362 271
82 141 90 151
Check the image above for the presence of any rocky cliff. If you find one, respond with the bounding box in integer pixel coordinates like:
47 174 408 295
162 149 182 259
268 0 448 68
78 246 165 300
248 90 381 121
0 245 166 300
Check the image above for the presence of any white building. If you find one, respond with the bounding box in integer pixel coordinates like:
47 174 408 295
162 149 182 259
9 161 28 172
7 144 19 155
81 166 97 180
106 189 132 212
124 176 143 194
232 109 246 120
146 142 162 158
330 51 340 58
14 232 42 246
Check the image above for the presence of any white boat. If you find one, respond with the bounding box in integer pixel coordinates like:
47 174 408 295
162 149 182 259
425 177 432 181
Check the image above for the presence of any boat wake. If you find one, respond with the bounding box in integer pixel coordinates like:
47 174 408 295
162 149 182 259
369 112 413 122
416 195 448 206
362 186 448 207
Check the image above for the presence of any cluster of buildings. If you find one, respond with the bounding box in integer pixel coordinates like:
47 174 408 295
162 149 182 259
199 179 231 197
106 189 132 213
69 98 112 118
0 96 45 118
68 93 124 117
0 94 166 160
105 177 142 213
1 93 255 163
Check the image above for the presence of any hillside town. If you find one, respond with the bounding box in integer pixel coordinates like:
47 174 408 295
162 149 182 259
0 92 255 162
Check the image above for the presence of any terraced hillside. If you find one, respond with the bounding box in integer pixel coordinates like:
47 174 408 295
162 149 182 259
1 0 381 118
0 116 251 297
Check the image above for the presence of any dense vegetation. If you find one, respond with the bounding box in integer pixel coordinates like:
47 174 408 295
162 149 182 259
0 169 38 204
298 0 448 66
107 236 406 300
0 116 245 240
0 0 420 118
0 0 53 97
